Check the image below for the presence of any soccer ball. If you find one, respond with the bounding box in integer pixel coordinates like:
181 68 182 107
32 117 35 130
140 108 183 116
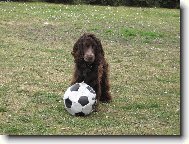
63 82 96 116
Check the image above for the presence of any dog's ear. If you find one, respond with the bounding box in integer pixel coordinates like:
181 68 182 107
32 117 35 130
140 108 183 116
72 38 83 63
71 45 77 58
96 38 104 57
71 38 80 57
88 34 104 57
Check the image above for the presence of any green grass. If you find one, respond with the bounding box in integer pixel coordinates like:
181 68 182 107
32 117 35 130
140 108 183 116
0 2 180 135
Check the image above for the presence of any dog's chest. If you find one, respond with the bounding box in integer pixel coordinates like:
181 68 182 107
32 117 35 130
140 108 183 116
83 65 93 76
82 64 97 79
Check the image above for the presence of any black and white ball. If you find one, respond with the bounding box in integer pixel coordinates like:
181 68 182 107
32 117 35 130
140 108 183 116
63 82 96 116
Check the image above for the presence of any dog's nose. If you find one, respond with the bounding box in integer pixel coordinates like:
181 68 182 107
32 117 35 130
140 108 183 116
84 53 95 63
86 54 94 59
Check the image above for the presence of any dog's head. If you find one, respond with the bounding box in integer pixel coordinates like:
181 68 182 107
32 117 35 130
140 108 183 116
71 33 104 64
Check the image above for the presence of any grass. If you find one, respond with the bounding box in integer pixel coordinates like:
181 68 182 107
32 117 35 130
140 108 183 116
0 2 180 135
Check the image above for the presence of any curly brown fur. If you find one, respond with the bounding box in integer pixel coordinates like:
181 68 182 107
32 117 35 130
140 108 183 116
71 33 112 109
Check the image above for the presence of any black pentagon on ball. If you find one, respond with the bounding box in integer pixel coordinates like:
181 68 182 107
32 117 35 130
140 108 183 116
87 86 96 94
65 98 72 108
70 83 80 91
75 112 85 116
78 96 89 106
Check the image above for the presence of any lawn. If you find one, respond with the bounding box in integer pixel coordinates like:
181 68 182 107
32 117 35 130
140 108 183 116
0 2 180 135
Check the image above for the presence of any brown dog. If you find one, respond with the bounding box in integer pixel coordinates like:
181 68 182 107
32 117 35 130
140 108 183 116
71 33 112 109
